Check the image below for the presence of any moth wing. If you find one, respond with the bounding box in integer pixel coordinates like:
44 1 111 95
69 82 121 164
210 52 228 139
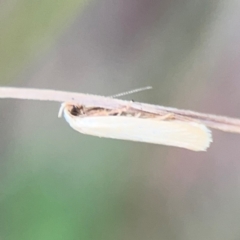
66 115 212 151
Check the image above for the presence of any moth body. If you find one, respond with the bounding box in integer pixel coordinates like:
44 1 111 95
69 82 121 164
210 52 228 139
59 103 212 151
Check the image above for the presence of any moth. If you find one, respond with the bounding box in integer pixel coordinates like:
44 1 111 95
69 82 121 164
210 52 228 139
58 103 212 151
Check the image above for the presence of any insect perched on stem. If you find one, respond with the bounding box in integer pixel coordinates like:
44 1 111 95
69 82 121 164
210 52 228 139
1 86 240 152
58 87 213 152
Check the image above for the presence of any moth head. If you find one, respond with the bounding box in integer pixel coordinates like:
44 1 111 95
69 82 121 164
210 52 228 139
58 103 83 118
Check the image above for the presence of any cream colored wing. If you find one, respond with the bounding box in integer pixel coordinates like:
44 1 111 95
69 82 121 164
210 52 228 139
63 111 212 151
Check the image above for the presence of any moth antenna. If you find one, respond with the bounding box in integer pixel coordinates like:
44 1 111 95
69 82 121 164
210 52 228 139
110 86 152 98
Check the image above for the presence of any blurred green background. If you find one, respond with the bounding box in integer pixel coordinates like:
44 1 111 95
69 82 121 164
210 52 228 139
1 0 240 239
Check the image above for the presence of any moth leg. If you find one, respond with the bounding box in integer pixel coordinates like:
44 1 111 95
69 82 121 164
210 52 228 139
134 112 142 118
155 113 175 120
89 109 111 116
108 102 133 116
108 106 129 116
88 106 130 117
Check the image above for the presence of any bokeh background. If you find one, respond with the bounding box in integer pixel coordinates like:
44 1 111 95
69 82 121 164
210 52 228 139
1 0 240 239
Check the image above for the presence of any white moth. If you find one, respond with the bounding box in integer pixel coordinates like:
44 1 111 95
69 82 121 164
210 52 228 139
58 103 212 151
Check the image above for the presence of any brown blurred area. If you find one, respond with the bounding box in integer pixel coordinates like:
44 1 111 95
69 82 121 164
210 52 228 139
1 0 240 239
